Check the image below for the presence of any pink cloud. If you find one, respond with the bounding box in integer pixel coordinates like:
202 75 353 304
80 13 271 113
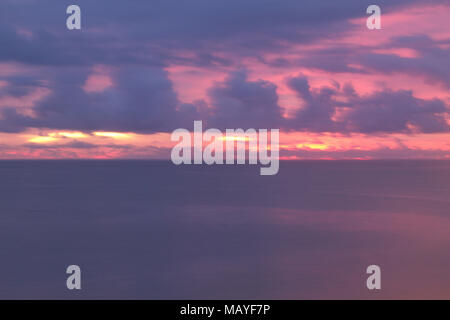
82 65 115 93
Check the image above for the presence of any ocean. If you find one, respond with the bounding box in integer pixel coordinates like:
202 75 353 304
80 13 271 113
0 160 449 299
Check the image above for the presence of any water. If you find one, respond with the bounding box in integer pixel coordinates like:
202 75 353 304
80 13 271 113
0 160 449 299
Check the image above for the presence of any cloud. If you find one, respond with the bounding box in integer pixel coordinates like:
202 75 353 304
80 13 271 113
0 0 434 68
0 69 448 134
0 66 200 133
206 71 284 129
287 76 340 132
0 0 448 140
358 35 450 88
286 75 449 133
342 89 449 133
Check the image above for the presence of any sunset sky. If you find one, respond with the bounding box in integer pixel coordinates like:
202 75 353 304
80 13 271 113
0 0 449 159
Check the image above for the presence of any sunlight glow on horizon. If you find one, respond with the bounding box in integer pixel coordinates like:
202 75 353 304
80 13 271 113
93 132 132 139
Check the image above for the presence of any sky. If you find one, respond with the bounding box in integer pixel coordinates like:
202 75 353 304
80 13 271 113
0 0 449 160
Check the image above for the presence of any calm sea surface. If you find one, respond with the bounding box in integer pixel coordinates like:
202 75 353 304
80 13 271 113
0 160 449 299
